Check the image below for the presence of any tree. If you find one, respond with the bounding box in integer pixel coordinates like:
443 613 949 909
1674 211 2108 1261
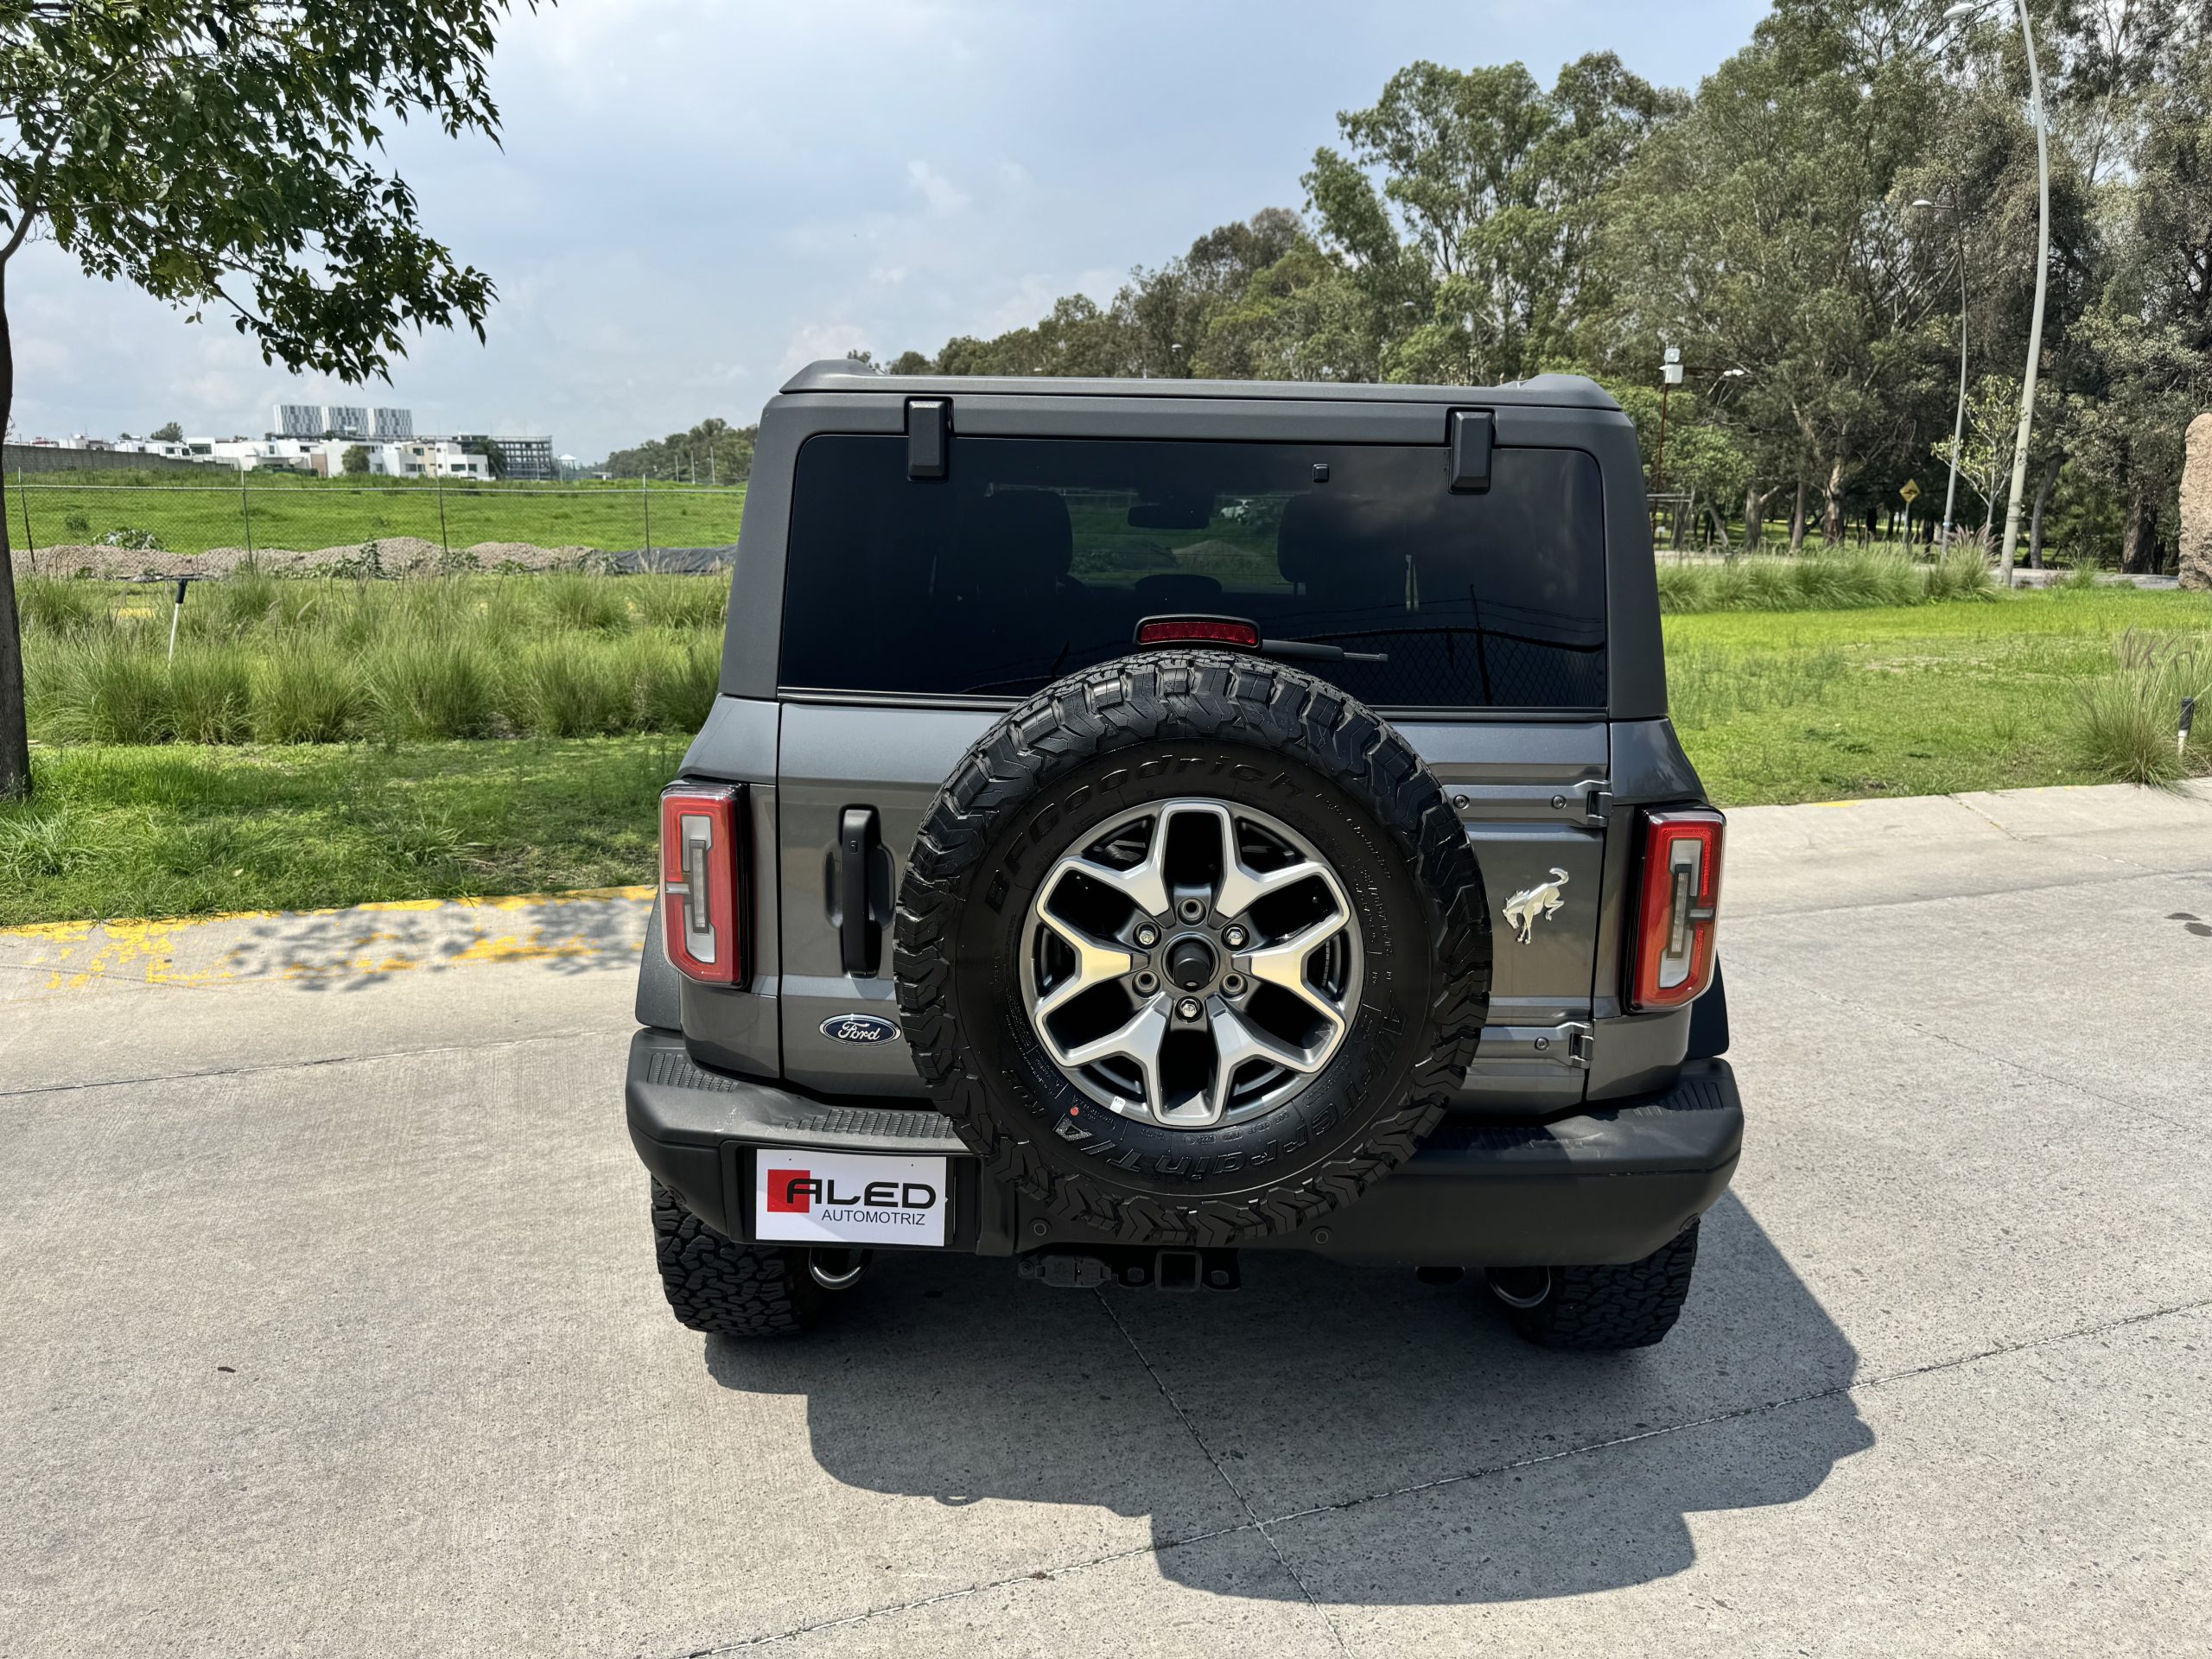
340 443 371 474
891 212 1312 380
1599 4 1956 543
0 2 517 800
149 420 183 442
602 416 757 483
1306 54 1683 385
1932 374 2025 539
461 435 508 479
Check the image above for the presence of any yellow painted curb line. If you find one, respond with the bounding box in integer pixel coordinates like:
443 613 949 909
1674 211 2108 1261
1 887 656 995
0 885 654 942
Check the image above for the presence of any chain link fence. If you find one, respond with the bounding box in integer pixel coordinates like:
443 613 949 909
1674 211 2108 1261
6 472 745 576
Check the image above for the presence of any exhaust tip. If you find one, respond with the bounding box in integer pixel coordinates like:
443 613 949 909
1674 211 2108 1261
808 1248 872 1290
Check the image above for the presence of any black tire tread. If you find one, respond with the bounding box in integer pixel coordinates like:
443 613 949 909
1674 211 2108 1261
894 649 1491 1248
651 1179 820 1338
1503 1221 1700 1351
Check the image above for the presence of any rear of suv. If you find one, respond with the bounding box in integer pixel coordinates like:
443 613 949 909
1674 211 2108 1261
629 361 1738 1350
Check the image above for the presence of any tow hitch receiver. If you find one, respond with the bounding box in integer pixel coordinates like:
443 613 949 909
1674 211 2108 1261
1019 1247 1242 1292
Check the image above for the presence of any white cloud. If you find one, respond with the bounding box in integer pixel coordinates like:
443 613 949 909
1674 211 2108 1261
906 160 971 216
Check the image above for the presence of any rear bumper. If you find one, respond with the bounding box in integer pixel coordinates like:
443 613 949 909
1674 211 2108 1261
626 1028 1741 1268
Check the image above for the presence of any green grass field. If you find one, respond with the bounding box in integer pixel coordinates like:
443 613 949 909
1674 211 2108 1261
0 739 676 928
1669 588 2212 804
3 583 2205 926
13 474 745 559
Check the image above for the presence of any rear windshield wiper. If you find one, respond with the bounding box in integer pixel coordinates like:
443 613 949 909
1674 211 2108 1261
1255 638 1389 665
1133 615 1387 665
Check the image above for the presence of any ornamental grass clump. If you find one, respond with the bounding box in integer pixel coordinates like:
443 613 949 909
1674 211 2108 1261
2070 630 2212 786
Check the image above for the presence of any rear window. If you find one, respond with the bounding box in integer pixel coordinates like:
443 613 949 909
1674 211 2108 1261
778 434 1606 709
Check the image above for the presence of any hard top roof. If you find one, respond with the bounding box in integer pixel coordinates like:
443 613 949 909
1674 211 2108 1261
778 359 1621 411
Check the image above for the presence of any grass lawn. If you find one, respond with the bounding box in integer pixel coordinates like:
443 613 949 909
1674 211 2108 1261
1669 588 2212 804
15 474 746 559
0 739 678 928
3 588 2206 926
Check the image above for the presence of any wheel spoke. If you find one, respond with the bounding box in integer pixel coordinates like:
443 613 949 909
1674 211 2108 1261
1199 1001 1324 1123
1058 997 1170 1111
1033 910 1135 1020
1234 914 1352 1038
1045 849 1170 925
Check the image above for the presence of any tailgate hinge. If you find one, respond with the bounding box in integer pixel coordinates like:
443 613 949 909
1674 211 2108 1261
1482 1020 1593 1070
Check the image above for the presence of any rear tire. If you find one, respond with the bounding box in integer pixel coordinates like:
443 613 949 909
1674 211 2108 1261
1488 1221 1700 1351
652 1179 822 1338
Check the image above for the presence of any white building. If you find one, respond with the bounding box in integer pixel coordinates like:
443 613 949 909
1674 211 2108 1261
197 435 491 480
269 403 411 442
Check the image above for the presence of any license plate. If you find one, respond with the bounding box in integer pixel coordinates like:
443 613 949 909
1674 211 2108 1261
754 1151 950 1248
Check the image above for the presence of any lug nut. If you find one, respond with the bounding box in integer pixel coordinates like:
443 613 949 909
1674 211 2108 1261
1223 925 1247 949
1135 924 1160 948
1176 997 1202 1020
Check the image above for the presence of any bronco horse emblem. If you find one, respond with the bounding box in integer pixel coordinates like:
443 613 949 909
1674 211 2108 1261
1502 868 1570 944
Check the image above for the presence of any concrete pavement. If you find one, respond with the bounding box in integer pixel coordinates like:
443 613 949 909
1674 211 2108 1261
2 784 2209 1656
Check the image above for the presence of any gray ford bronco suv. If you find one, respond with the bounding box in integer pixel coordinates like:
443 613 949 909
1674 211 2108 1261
627 361 1738 1351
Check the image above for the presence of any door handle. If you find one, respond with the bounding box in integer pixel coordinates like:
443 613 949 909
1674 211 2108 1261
837 807 884 976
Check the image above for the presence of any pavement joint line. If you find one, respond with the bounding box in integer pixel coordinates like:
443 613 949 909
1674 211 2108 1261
1727 954 2205 1138
663 1291 2212 1658
0 1024 633 1102
1946 791 2177 873
1730 860 2212 925
1255 1290 2212 1534
1946 793 2036 844
666 1526 1255 1656
1093 1287 1351 1656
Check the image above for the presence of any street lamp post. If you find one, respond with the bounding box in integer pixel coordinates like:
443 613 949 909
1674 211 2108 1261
1912 196 1970 550
1947 0 2050 586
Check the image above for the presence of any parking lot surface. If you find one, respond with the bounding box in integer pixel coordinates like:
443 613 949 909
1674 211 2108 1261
3 784 2209 1656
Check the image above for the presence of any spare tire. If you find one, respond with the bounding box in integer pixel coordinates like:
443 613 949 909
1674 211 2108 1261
894 650 1490 1246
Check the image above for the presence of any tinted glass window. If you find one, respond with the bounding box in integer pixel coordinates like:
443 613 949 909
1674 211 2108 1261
779 434 1605 708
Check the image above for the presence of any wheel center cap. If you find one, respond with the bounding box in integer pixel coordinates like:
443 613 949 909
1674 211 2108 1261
1166 935 1217 992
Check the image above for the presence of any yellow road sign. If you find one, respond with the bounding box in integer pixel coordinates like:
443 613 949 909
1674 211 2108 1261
1900 478 1922 504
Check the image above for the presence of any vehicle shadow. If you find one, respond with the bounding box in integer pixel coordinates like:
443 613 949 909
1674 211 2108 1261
701 1192 1870 1605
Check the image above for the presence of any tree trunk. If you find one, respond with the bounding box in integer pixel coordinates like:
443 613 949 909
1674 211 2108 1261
2025 451 2060 569
1789 478 1808 552
2120 482 2161 575
1821 456 1847 545
0 270 29 801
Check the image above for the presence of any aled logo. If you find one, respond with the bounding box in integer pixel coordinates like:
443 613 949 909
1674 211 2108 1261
766 1169 940 1213
756 1150 949 1248
821 1013 899 1045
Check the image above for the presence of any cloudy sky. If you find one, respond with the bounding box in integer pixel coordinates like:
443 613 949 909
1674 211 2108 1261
10 0 1768 462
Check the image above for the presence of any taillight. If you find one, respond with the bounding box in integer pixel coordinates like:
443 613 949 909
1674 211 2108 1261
1629 808 1724 1012
1135 614 1262 649
660 784 743 984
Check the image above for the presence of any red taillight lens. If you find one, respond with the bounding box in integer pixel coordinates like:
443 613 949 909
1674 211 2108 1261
1629 808 1725 1012
659 784 743 984
1135 615 1262 649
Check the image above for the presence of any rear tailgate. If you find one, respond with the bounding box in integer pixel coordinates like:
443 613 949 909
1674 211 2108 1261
773 702 1605 1107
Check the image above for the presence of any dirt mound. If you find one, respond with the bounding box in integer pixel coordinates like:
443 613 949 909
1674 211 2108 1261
31 537 603 580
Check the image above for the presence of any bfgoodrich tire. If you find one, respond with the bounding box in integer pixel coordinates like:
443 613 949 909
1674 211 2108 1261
894 650 1490 1247
652 1179 822 1338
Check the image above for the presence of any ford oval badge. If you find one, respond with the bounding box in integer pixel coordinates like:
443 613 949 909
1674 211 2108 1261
821 1013 900 1046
